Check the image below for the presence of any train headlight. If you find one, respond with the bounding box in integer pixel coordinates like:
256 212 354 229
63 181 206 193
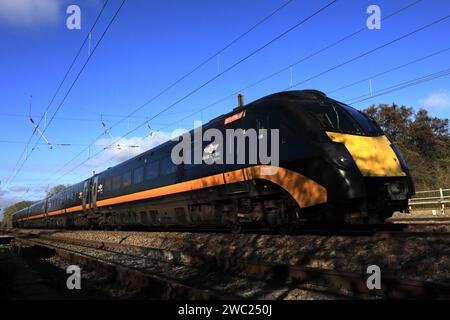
387 181 408 200
333 152 354 169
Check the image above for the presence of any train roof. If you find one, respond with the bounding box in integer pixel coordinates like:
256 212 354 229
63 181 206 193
248 89 327 104
43 90 334 185
95 90 331 175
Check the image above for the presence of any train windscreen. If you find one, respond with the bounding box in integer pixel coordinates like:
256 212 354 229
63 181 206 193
338 103 382 136
303 103 382 136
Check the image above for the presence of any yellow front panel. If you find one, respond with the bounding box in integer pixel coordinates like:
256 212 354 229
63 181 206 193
326 132 406 177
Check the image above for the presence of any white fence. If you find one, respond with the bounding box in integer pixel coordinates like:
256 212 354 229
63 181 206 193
408 188 450 215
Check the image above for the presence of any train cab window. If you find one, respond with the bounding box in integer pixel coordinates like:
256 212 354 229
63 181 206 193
122 171 132 187
112 175 121 191
146 161 159 180
133 166 144 184
303 104 363 135
338 103 383 136
304 103 383 136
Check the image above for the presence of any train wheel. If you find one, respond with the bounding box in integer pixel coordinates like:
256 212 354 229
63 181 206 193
231 224 244 234
276 224 295 235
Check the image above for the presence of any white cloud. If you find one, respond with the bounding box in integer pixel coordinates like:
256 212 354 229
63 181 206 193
0 183 46 200
88 131 171 169
8 185 29 193
420 91 450 108
0 129 191 204
0 0 61 27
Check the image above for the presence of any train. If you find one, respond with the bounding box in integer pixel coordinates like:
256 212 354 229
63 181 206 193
12 90 415 231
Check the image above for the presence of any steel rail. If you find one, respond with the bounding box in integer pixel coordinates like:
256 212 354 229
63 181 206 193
12 232 450 299
11 236 237 300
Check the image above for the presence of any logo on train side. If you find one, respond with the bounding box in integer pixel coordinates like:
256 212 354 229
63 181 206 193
171 121 280 175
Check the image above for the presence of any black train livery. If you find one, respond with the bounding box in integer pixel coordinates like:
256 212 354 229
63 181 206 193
12 90 415 230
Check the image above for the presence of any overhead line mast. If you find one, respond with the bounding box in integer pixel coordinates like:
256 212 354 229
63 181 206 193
36 0 307 185
6 0 126 188
5 0 111 187
46 1 340 185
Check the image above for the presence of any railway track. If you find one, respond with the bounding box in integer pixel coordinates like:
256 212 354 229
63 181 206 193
11 236 239 300
7 230 450 299
10 234 341 300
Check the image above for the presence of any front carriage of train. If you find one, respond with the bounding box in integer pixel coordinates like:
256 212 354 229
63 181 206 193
287 91 415 224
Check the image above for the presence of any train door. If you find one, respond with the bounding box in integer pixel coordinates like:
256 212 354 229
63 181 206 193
82 180 89 211
175 150 185 183
44 198 49 218
91 176 99 210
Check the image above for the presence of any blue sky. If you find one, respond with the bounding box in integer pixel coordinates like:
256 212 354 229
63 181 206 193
1 0 449 217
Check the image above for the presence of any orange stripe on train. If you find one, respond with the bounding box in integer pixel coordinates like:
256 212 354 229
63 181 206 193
18 165 327 221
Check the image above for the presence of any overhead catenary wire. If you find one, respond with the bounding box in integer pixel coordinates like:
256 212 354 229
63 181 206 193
143 0 337 124
0 112 187 122
29 0 301 187
344 67 450 105
5 0 111 187
0 140 143 148
45 2 450 187
103 0 297 131
327 46 450 95
132 2 444 136
224 0 424 96
142 52 450 145
6 0 127 188
24 2 449 192
55 65 450 187
91 11 450 172
41 0 338 186
130 0 424 124
286 13 450 89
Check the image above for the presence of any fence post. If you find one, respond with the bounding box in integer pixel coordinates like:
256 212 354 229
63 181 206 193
440 188 445 215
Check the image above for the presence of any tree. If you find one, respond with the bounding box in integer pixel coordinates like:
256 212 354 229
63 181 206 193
1 201 33 228
364 103 413 145
363 104 450 190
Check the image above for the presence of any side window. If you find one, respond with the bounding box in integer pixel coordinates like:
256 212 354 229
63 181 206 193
122 171 132 187
112 175 121 191
146 161 159 180
161 159 177 175
104 177 111 193
133 167 144 184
